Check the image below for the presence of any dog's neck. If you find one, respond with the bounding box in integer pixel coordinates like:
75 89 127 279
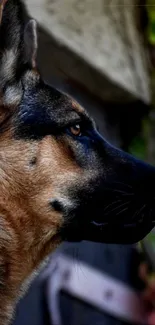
0 198 61 324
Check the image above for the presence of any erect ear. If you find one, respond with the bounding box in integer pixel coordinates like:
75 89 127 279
0 0 7 23
0 0 39 110
24 19 38 69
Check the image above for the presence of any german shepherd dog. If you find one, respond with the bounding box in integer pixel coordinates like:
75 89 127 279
0 0 155 323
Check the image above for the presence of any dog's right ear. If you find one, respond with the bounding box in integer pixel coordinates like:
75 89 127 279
0 0 39 112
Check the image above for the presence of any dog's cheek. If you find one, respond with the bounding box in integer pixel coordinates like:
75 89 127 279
22 136 79 229
29 186 64 228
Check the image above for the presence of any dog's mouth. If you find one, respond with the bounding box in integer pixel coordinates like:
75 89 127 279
88 219 155 244
60 210 155 245
59 186 155 245
89 189 155 244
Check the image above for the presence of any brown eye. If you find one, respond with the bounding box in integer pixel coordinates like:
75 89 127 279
70 124 82 136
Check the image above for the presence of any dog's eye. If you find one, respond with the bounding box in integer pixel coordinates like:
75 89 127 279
69 124 82 136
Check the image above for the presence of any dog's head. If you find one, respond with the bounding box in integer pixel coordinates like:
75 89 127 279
0 0 155 274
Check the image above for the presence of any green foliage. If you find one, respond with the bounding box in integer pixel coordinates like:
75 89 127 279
129 119 149 160
129 135 146 160
147 7 155 44
147 1 155 44
146 231 155 245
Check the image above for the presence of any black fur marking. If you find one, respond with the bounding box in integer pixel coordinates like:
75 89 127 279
29 157 37 166
14 81 93 140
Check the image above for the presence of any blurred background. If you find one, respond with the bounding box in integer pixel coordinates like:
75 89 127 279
13 1 155 325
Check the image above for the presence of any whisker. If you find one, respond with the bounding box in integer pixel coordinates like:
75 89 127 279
111 181 133 190
104 187 134 196
73 247 80 278
132 204 146 221
104 199 122 212
115 206 129 216
104 200 131 216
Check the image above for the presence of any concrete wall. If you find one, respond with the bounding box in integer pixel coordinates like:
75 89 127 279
24 0 151 104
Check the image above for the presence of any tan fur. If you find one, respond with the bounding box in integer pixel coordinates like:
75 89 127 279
0 123 83 324
72 99 85 113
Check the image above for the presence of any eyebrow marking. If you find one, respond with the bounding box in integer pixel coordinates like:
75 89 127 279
72 100 84 114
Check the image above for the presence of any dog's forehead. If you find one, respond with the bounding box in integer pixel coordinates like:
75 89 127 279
15 81 91 139
21 82 87 123
36 82 86 117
